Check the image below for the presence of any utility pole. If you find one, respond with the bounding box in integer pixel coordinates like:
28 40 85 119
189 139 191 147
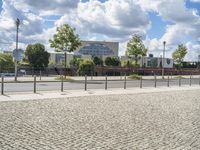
15 18 20 82
162 41 166 79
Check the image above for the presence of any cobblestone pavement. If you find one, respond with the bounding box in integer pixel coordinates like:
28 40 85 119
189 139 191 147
0 90 200 150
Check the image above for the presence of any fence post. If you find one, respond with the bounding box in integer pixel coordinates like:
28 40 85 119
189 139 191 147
124 74 126 89
34 75 36 93
140 76 143 88
1 75 4 95
154 75 157 88
61 75 64 92
85 75 87 91
190 75 192 86
91 71 93 80
105 75 107 90
179 77 181 87
167 75 170 87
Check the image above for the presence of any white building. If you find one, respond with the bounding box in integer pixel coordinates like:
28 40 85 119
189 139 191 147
121 55 174 68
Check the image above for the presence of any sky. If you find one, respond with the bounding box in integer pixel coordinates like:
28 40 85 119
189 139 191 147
0 0 200 61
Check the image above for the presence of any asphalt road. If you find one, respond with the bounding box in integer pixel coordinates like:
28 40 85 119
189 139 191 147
2 78 200 93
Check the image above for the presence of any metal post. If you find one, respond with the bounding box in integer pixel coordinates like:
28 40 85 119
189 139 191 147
167 75 170 87
105 75 107 90
179 77 181 87
190 75 192 86
34 75 36 93
61 75 64 92
124 74 126 89
85 75 87 91
154 75 157 88
1 75 4 95
199 75 200 86
40 70 42 81
140 76 143 88
162 41 166 79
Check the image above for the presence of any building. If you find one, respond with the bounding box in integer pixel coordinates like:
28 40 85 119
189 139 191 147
49 41 119 66
121 54 174 68
74 41 119 58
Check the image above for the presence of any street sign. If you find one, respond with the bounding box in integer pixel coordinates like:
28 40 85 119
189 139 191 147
13 49 24 61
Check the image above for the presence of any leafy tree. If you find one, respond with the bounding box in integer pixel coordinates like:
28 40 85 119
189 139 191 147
126 35 147 65
70 57 83 68
77 59 95 76
105 57 121 66
0 54 14 72
121 60 135 67
49 24 81 70
172 44 187 70
25 43 50 68
93 56 103 66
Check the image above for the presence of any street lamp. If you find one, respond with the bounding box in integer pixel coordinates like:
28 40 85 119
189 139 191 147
162 41 166 79
15 18 20 81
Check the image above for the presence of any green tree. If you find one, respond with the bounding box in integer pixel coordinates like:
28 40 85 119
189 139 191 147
105 57 121 66
93 56 103 66
172 44 187 70
25 43 50 68
77 59 95 76
70 57 83 68
126 35 147 65
49 24 81 71
0 54 14 72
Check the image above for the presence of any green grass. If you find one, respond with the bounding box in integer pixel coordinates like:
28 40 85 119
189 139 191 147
128 74 141 80
55 76 73 81
173 75 186 79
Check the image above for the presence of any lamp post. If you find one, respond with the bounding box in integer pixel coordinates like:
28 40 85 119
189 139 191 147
162 41 166 79
15 18 20 82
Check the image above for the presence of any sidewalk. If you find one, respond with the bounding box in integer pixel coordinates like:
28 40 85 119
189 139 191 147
1 85 200 102
1 75 199 83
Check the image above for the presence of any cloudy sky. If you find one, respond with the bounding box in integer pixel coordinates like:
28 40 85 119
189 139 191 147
0 0 200 60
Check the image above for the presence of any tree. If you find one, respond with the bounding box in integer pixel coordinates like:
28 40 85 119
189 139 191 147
0 54 14 72
77 59 95 76
25 43 50 68
172 44 187 70
49 24 81 72
93 56 103 66
105 57 121 66
126 35 147 65
70 57 83 68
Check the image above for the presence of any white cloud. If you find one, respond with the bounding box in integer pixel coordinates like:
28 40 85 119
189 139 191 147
190 0 200 3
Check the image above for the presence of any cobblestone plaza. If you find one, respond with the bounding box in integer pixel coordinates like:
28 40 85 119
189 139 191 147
0 90 200 149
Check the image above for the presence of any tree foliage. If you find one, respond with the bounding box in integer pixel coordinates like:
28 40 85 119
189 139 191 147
25 43 50 68
0 54 14 71
70 57 84 68
93 56 103 66
77 59 95 76
105 57 121 66
49 24 81 52
172 44 187 69
126 35 147 65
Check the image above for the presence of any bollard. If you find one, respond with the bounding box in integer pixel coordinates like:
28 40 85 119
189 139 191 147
179 77 181 87
85 75 87 91
199 76 200 85
140 76 142 88
167 75 170 87
190 75 192 86
124 74 126 89
1 75 4 95
105 75 107 90
154 75 157 88
34 75 36 93
61 75 64 92
91 72 93 80
39 70 42 80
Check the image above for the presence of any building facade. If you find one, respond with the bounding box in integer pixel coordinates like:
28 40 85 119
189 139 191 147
74 41 119 58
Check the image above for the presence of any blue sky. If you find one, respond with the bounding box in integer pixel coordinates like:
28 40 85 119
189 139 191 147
0 0 200 60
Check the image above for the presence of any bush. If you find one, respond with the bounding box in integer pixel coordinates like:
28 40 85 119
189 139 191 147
105 57 121 66
77 59 95 76
128 74 141 80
